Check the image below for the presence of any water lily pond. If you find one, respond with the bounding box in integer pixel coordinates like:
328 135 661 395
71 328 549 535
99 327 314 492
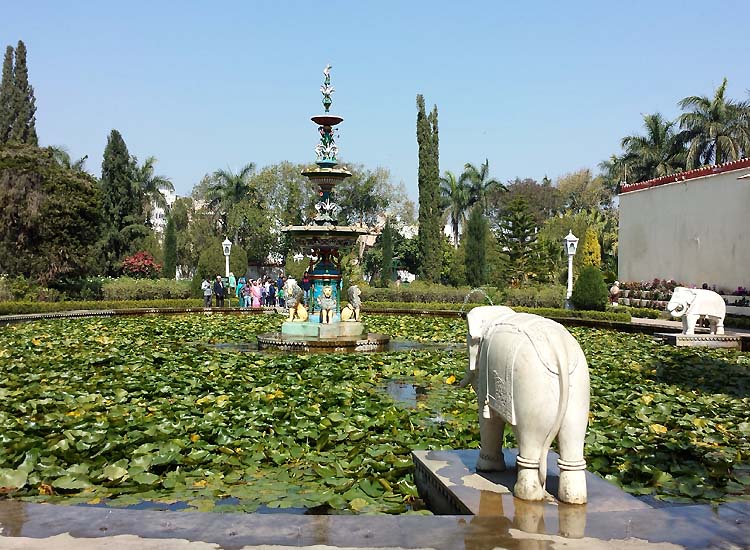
0 313 748 513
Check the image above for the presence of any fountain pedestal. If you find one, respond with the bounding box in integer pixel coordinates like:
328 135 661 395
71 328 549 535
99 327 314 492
281 321 365 339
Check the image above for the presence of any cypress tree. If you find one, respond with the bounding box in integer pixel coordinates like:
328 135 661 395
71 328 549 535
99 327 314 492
0 45 14 144
163 214 177 279
464 206 488 287
380 218 393 287
100 129 143 274
9 41 37 145
416 95 441 282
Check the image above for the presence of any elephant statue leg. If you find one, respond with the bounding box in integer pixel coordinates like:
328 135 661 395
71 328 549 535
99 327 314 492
514 428 546 501
556 407 589 504
710 316 725 335
684 314 698 335
476 409 506 472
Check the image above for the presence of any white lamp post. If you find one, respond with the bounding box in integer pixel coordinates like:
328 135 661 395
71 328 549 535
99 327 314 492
222 238 232 278
564 230 579 308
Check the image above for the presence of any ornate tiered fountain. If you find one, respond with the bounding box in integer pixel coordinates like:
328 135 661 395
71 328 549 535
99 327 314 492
257 65 389 352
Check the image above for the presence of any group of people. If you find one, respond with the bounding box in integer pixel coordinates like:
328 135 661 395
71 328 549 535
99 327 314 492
200 271 314 309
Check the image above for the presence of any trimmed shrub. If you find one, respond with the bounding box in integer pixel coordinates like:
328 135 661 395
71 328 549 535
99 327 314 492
122 251 162 279
503 285 566 309
571 266 608 311
102 278 192 301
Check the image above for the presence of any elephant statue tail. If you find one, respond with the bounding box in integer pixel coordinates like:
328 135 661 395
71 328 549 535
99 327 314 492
527 325 574 491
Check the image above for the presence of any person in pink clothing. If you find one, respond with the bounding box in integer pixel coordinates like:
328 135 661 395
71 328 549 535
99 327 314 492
251 279 262 308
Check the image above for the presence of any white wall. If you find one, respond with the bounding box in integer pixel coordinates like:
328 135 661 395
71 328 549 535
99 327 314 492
618 170 750 290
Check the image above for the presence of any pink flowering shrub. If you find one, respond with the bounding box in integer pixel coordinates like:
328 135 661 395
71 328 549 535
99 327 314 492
121 251 162 279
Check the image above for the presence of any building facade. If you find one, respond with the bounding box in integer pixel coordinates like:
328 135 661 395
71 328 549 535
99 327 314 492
618 158 750 291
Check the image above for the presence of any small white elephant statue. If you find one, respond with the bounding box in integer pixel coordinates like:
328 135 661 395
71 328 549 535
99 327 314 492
666 287 726 335
460 306 590 504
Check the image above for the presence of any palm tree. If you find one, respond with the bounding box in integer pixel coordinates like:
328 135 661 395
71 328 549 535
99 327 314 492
460 159 505 211
620 113 686 182
49 146 88 172
205 162 257 231
133 156 174 227
439 170 470 247
678 78 750 168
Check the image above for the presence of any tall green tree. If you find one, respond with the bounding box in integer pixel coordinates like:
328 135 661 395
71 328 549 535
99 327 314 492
497 197 538 286
678 78 750 168
556 169 611 213
490 177 562 228
8 41 37 145
0 46 14 144
439 170 470 248
416 94 441 282
0 145 101 283
464 206 488 287
162 214 177 279
99 129 147 275
620 113 686 182
380 218 394 287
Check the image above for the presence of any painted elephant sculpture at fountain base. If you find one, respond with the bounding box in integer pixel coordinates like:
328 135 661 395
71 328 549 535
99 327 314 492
461 306 590 504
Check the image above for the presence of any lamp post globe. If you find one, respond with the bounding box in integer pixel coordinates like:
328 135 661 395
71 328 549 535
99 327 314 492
222 238 232 278
563 231 579 307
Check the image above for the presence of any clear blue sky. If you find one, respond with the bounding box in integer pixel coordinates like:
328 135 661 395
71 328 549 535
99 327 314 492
3 1 748 201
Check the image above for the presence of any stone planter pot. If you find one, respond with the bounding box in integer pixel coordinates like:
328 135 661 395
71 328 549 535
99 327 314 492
620 298 630 306
621 290 630 298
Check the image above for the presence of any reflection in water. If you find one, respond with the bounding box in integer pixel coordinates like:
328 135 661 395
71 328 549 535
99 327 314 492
463 490 586 549
0 500 26 537
384 380 427 408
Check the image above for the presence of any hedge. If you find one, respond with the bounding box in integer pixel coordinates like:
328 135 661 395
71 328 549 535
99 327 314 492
360 283 498 304
0 299 204 316
361 302 632 323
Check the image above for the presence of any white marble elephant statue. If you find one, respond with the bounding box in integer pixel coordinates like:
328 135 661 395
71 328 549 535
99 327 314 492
460 306 590 504
666 287 726 335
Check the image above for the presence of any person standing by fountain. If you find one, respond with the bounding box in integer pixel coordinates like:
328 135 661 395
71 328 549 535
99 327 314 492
213 275 225 308
201 277 212 308
251 279 262 308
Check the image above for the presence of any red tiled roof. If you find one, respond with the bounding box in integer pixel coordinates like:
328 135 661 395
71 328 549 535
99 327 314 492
618 157 750 194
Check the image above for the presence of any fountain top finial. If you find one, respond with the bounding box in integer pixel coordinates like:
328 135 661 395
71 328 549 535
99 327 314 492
321 64 334 113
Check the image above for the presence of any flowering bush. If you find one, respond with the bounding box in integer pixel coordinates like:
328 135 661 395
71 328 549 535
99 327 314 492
121 252 162 279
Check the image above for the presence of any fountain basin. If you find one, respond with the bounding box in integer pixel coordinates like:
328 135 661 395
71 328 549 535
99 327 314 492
257 332 389 352
281 320 364 339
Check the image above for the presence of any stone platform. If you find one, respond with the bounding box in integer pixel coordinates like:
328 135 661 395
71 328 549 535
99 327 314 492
655 332 742 349
413 449 650 519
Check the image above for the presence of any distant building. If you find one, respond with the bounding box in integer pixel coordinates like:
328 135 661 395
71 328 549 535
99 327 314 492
618 158 750 291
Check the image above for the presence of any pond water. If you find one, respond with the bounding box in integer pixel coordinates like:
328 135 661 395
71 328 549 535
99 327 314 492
384 380 427 408
203 339 461 354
